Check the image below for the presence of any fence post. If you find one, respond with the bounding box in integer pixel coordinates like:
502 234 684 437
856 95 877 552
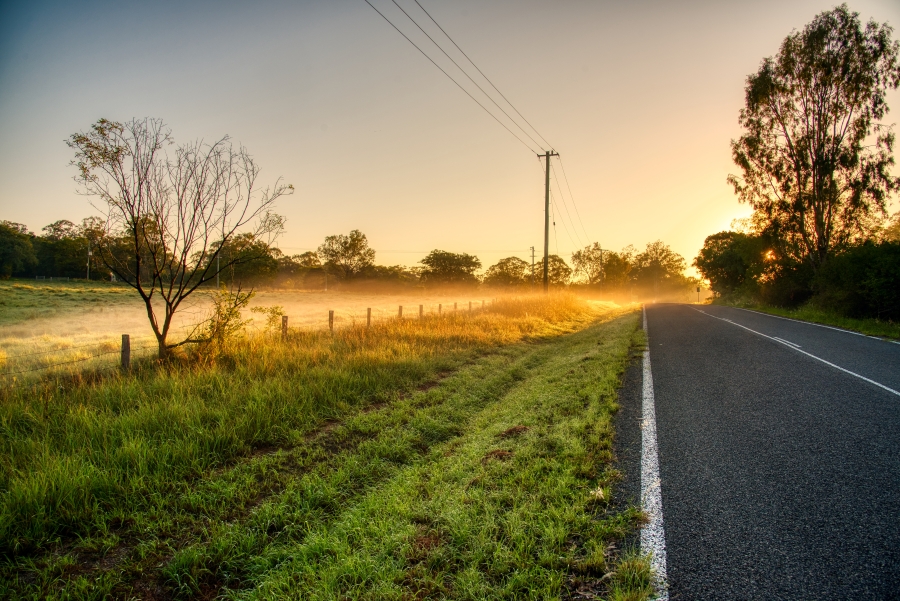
282 315 288 340
367 307 371 328
439 303 442 315
419 304 424 319
121 334 131 370
398 306 403 319
469 301 472 312
329 310 334 333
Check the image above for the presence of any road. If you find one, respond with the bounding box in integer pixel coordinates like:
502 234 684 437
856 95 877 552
644 304 900 600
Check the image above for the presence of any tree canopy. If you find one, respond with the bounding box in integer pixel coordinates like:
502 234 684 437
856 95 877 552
317 230 375 280
483 256 530 287
420 250 481 285
0 221 37 278
728 5 900 270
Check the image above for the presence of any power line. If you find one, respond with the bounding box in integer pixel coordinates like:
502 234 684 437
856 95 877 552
389 0 547 152
557 156 592 244
362 0 539 153
411 0 554 150
550 162 585 249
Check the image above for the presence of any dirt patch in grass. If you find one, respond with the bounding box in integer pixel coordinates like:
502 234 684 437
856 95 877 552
497 425 529 438
481 449 513 463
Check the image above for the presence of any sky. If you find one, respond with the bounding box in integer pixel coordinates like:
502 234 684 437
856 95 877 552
1 0 899 276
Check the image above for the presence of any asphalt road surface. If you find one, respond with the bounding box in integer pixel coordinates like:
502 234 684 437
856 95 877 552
646 304 900 600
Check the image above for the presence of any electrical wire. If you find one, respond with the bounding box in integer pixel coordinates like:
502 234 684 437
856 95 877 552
389 0 546 152
362 0 539 154
549 162 585 249
410 0 554 150
557 156 592 244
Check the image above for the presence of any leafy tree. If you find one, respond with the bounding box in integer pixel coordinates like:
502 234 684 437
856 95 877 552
68 118 291 359
882 212 900 242
209 233 280 285
571 243 606 285
728 5 900 270
317 229 375 280
693 232 767 296
632 241 687 292
483 256 530 287
295 251 321 268
35 220 88 278
420 250 481 285
601 248 634 288
543 254 572 287
0 221 37 278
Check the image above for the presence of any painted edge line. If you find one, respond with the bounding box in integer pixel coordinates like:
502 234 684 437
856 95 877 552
641 305 669 600
730 306 899 343
693 308 900 398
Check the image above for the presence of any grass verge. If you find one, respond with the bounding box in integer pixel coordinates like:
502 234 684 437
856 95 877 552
715 300 900 339
1 296 651 600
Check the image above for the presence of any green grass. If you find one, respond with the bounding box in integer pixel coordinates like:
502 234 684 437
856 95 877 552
0 279 137 326
0 296 651 600
716 299 900 339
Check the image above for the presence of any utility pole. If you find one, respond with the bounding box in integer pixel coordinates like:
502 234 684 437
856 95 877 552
540 150 559 292
530 246 535 290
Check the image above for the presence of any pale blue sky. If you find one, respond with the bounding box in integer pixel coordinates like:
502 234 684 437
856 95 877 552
1 0 898 272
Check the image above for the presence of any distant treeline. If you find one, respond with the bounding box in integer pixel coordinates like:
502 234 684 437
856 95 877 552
1 220 697 298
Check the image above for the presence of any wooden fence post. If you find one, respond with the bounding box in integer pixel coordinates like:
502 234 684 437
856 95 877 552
329 310 334 333
438 303 442 315
282 315 288 340
419 304 423 319
398 306 403 319
469 301 472 312
367 307 371 328
121 334 130 370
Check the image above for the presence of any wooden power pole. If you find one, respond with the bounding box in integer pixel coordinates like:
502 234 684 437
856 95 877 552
541 150 559 292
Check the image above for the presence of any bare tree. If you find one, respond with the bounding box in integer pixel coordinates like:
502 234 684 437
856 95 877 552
68 118 293 358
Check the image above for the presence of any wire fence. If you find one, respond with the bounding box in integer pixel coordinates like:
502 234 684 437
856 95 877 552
0 298 493 392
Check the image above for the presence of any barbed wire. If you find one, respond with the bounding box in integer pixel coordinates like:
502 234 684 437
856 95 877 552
2 337 156 359
0 344 158 377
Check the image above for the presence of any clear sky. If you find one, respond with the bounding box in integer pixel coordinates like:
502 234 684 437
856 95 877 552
1 0 898 274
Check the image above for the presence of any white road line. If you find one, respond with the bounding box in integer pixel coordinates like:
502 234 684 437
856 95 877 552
641 306 669 600
693 308 900 398
772 336 801 348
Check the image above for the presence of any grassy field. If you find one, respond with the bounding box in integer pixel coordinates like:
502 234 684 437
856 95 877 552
0 293 650 600
0 279 504 383
716 299 900 339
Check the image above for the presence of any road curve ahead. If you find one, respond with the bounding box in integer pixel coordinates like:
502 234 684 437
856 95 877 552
646 304 900 600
